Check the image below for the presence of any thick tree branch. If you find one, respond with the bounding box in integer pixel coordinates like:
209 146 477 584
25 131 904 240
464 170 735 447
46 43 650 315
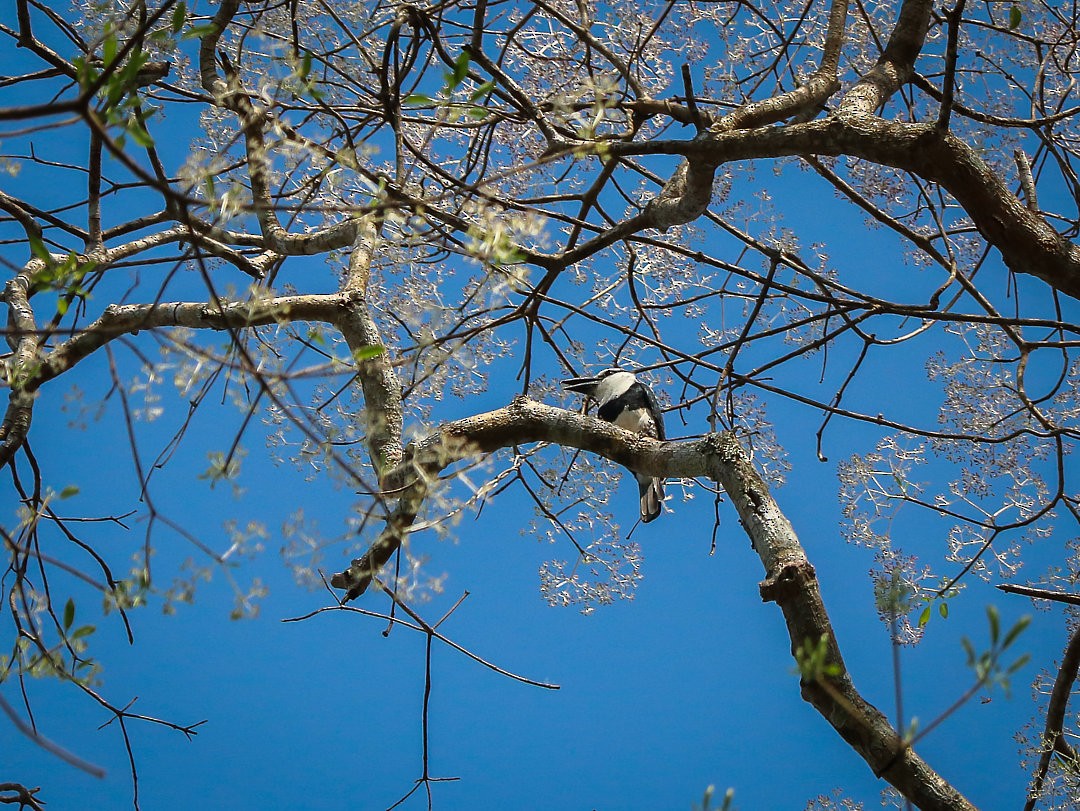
0 274 36 465
712 0 849 133
605 117 1080 300
841 0 933 114
623 0 851 243
340 220 403 474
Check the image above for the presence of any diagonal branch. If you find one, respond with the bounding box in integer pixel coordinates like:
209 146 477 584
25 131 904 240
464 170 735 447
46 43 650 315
841 0 934 115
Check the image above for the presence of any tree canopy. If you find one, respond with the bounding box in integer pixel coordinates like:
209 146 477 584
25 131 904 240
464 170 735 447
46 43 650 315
3 0 1080 808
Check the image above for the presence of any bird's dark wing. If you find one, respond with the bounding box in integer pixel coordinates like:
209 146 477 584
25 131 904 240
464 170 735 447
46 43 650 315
642 383 666 441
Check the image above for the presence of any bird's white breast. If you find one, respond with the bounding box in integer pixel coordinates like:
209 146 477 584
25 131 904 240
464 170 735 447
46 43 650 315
612 408 653 434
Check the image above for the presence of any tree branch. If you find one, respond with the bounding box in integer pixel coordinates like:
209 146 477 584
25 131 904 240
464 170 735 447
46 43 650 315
331 395 975 810
606 117 1080 300
340 219 404 474
841 0 933 115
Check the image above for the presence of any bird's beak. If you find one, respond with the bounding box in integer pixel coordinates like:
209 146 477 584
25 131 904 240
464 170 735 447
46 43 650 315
562 375 600 395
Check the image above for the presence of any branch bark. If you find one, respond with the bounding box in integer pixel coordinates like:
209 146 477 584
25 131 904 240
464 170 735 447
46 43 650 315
340 220 403 474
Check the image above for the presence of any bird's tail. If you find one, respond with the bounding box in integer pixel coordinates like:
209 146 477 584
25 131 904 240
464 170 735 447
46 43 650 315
637 475 665 523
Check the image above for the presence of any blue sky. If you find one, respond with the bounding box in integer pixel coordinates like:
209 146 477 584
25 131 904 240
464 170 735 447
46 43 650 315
4 4 1079 810
3 274 1063 809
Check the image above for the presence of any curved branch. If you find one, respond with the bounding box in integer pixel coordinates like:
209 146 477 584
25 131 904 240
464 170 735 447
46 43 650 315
197 0 362 256
712 0 850 133
605 117 1080 300
0 290 381 466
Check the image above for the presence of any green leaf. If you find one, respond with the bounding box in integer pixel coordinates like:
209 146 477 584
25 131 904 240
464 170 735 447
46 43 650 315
71 625 96 640
403 94 434 107
939 601 949 619
56 297 69 316
127 118 155 147
918 604 932 628
1009 5 1022 29
103 31 118 68
74 55 98 88
28 232 50 262
903 717 920 743
1007 652 1031 675
63 598 75 630
986 604 1000 645
59 485 80 499
172 1 187 33
353 344 385 361
960 636 975 666
466 106 487 120
183 22 219 41
449 50 470 90
469 81 495 102
299 50 313 81
1002 615 1031 649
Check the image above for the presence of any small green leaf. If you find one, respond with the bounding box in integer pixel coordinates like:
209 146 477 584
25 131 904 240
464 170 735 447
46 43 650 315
183 22 219 41
403 94 434 107
299 50 313 81
1009 5 1022 29
961 636 975 666
63 598 75 630
71 625 96 640
939 601 949 619
127 118 155 147
1007 652 1031 675
172 1 187 33
466 106 487 120
987 604 1000 645
74 56 98 88
28 232 50 262
103 32 118 68
57 297 69 316
469 81 495 102
353 344 385 361
918 604 932 628
450 50 470 89
1002 615 1031 649
59 485 80 499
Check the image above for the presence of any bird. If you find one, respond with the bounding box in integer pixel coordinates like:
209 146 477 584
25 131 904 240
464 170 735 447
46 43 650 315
562 367 666 523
